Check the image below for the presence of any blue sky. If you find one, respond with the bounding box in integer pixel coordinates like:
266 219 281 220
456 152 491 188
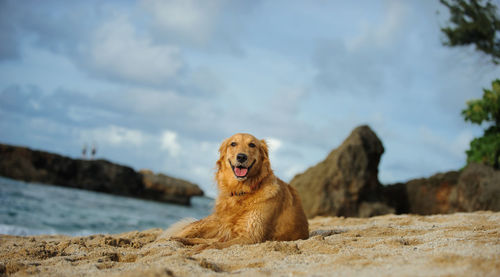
1 0 499 197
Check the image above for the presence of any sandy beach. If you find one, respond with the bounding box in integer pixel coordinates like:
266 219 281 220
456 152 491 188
1 211 499 277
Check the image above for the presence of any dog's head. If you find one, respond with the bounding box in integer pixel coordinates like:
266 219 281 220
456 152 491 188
216 133 271 185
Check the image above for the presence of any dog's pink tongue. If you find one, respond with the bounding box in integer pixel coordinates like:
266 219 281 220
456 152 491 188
235 167 248 177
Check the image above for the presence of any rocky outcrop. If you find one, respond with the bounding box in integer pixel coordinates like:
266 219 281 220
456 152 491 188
403 170 461 215
140 170 204 205
0 143 204 205
290 125 500 218
452 163 500 212
382 163 500 215
290 125 392 218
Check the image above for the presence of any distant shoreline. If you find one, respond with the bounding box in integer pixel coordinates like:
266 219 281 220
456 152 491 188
0 143 204 206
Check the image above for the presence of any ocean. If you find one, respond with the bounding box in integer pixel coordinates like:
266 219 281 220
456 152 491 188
0 176 214 236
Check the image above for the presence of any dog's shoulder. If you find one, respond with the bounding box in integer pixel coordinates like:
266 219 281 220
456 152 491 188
254 175 291 203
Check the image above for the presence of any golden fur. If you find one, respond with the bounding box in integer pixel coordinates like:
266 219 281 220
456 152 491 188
170 133 309 250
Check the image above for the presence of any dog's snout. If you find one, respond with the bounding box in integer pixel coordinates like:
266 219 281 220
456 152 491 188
236 153 248 163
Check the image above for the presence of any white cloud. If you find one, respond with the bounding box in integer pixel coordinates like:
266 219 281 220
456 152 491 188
266 138 282 152
86 14 183 86
266 137 282 165
161 130 181 157
84 125 145 146
141 0 223 45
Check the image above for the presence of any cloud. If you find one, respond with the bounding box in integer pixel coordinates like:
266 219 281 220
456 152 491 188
311 1 417 96
83 14 184 87
267 87 308 116
0 87 218 192
266 138 282 152
0 0 103 58
347 0 409 50
0 0 243 93
0 85 125 130
0 83 230 153
265 137 282 166
83 125 145 147
141 0 223 45
0 1 20 61
141 0 258 55
313 39 386 95
0 1 188 89
418 126 476 162
0 85 42 114
434 47 500 118
161 130 181 157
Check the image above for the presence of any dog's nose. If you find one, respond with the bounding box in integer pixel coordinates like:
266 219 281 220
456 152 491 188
236 153 247 163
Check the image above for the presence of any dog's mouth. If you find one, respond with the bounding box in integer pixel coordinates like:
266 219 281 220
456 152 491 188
229 159 256 180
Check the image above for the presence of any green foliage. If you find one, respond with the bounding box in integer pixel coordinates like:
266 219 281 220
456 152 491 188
462 79 500 168
462 79 500 124
440 1 500 168
466 131 500 166
440 0 500 63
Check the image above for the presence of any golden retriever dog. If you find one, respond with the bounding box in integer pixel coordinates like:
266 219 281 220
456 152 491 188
170 133 309 250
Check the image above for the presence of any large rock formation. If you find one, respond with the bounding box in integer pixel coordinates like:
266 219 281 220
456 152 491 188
450 164 500 212
290 125 500 218
453 163 500 211
0 143 203 205
140 170 204 205
382 163 500 215
290 125 392 218
403 170 461 215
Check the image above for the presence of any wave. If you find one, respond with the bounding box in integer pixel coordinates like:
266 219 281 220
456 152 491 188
0 224 99 237
0 224 56 236
0 177 213 236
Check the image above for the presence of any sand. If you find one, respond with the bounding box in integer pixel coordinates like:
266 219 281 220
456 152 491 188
1 212 499 277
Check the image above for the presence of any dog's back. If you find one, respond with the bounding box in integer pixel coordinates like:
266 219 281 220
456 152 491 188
271 178 309 241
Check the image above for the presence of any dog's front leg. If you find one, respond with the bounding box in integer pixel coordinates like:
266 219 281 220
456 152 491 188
201 206 276 250
174 215 219 239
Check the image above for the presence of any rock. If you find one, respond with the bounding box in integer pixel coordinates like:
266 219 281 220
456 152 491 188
357 201 395 218
140 170 204 205
0 143 204 205
290 125 385 218
380 182 409 214
0 144 144 195
290 124 500 218
384 163 500 215
452 163 500 212
403 170 460 215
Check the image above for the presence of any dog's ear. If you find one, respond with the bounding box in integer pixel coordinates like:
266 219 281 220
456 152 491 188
216 138 229 172
259 139 269 160
258 139 272 177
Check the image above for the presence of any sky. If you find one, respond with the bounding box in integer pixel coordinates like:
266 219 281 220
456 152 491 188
1 0 499 198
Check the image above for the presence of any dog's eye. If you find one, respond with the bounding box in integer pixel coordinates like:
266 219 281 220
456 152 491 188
230 142 237 147
248 143 256 148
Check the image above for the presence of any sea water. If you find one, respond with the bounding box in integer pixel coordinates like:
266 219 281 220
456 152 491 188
0 176 214 236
